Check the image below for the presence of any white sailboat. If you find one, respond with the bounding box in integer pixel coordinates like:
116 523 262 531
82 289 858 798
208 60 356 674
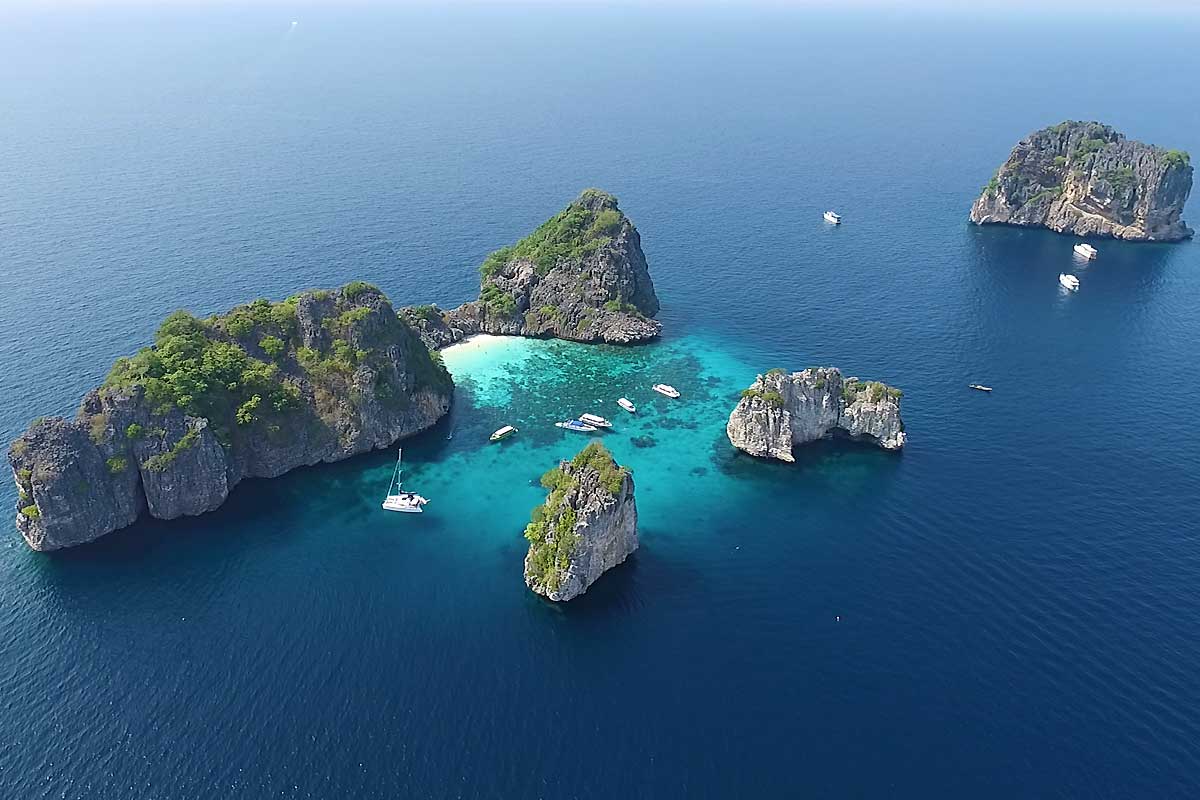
382 448 428 513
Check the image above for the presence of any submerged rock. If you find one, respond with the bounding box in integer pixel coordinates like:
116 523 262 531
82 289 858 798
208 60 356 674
970 121 1193 241
524 442 638 602
726 368 905 462
443 189 661 344
9 283 453 551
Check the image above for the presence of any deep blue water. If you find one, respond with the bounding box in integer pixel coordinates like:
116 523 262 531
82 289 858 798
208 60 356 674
2 5 1200 798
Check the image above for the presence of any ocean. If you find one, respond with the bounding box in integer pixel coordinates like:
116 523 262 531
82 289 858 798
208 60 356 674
1 4 1199 797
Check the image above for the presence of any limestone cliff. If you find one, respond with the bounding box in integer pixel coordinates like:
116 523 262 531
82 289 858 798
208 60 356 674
443 189 660 344
524 442 638 601
9 283 453 551
727 368 905 462
970 121 1193 241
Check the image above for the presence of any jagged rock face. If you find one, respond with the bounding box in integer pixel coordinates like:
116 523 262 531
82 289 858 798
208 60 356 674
450 189 661 345
524 444 638 602
726 368 905 462
398 305 469 351
8 284 453 551
970 121 1193 241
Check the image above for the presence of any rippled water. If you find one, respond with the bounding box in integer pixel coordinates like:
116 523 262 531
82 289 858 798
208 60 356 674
2 5 1199 798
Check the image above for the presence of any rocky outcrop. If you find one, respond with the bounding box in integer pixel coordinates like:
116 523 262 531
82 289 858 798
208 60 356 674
727 368 905 462
397 304 468 351
9 283 453 551
970 121 1193 241
446 189 660 345
524 442 638 601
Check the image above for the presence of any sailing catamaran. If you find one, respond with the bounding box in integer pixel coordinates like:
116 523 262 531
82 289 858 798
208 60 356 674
382 448 429 513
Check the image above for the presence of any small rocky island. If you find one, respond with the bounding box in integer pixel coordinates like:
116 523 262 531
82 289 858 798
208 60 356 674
970 121 1193 241
400 189 660 349
9 283 452 551
727 368 905 461
524 442 638 601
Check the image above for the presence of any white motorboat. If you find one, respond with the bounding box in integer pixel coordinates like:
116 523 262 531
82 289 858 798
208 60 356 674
381 448 428 513
617 397 636 414
555 419 597 433
823 210 842 225
1073 243 1097 259
1059 273 1080 291
579 413 613 428
968 384 993 392
489 425 517 442
652 384 681 399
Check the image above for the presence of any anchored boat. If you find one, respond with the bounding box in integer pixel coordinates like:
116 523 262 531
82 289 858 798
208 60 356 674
823 210 842 225
968 384 993 392
555 419 597 433
652 384 681 398
1059 273 1080 291
579 413 613 428
1073 243 1098 260
489 425 517 442
617 397 636 414
381 448 429 513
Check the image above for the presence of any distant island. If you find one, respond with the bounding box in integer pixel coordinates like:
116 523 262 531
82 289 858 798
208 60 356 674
524 442 638 601
401 189 661 349
727 368 905 461
8 283 452 551
970 121 1193 241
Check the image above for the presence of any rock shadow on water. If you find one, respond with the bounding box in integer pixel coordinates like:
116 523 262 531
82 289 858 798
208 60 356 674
717 436 903 499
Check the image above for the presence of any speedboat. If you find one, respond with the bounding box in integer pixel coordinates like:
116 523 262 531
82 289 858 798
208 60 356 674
489 425 517 442
617 397 636 414
1059 273 1080 291
382 448 429 513
555 419 597 433
652 384 681 398
579 413 612 428
823 210 842 225
1073 243 1097 260
968 384 993 392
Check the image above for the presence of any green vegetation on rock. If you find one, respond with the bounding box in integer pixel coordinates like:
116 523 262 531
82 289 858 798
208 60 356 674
1163 150 1190 169
99 283 451 445
741 387 784 407
106 456 128 474
479 190 625 280
142 428 199 473
19 505 40 520
524 442 628 592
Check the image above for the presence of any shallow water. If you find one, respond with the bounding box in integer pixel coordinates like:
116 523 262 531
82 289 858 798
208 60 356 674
2 5 1200 798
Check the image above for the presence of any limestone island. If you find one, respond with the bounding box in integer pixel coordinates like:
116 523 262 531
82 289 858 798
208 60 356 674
524 442 638 601
970 121 1193 241
8 283 452 551
400 188 660 349
727 368 905 462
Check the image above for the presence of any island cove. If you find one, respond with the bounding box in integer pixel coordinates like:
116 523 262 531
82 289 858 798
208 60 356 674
8 188 665 553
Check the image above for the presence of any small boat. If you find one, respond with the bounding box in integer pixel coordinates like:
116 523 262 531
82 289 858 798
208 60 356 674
579 413 613 428
968 384 993 392
489 425 517 442
652 384 681 398
1059 273 1080 291
617 397 636 414
1073 243 1098 260
823 210 842 225
555 419 597 433
381 448 428 513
